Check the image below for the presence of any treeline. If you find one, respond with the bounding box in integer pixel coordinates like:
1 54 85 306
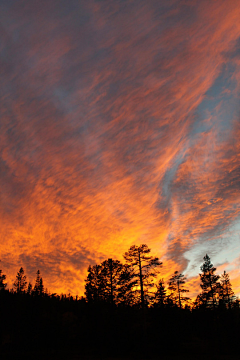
85 244 238 310
0 244 238 309
0 245 239 359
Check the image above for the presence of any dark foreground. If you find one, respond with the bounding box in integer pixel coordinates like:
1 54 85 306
1 291 239 360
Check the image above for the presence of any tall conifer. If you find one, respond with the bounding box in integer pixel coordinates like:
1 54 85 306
218 271 235 308
13 267 27 293
168 271 189 309
123 244 162 308
199 254 219 309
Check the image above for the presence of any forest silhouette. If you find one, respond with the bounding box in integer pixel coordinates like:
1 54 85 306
0 244 239 359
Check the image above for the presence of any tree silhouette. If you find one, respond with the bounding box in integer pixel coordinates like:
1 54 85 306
85 264 102 303
34 270 44 296
103 259 138 305
168 271 189 309
13 267 27 293
85 259 134 305
100 259 125 304
27 282 32 295
199 254 219 309
116 263 137 306
194 292 208 309
154 278 167 308
0 269 7 290
218 271 235 309
123 244 162 308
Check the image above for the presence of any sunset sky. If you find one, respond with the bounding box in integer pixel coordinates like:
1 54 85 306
1 0 240 298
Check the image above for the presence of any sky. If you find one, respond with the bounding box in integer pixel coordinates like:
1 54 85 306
0 0 240 298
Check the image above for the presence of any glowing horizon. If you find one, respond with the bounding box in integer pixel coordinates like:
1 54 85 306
0 0 240 299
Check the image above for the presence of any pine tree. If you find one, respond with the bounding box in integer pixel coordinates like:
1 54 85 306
101 259 136 305
85 264 104 303
199 254 219 309
218 271 235 309
34 270 44 296
154 278 167 308
194 292 208 309
100 259 123 304
0 269 7 290
39 277 44 296
27 282 32 295
13 267 27 293
123 244 162 308
85 259 135 305
168 271 189 309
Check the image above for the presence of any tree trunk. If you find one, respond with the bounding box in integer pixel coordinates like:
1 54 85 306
209 275 215 310
177 280 182 309
109 258 113 305
138 250 144 308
